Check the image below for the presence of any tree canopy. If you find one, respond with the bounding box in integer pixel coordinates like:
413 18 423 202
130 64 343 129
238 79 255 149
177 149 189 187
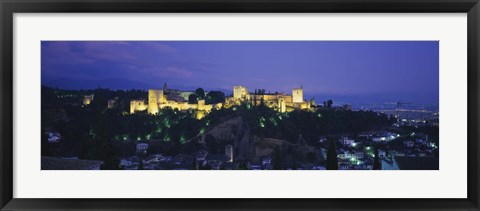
195 88 205 100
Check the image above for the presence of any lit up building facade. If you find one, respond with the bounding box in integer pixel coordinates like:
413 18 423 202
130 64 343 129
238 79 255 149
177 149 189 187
130 100 148 114
225 144 234 162
292 87 303 103
225 85 312 112
147 89 165 115
130 85 313 119
83 94 94 105
233 86 248 100
130 87 221 119
107 97 118 109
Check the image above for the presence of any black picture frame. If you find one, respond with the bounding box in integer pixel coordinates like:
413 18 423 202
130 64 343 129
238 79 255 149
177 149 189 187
1 0 479 210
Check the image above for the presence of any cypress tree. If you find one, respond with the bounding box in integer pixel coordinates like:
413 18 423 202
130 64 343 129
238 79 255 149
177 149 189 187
41 128 52 156
373 145 381 170
326 140 338 170
92 115 120 170
273 146 282 170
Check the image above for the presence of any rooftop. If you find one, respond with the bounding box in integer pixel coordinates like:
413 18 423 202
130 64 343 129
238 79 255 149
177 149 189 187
394 156 439 170
41 156 103 170
206 154 228 161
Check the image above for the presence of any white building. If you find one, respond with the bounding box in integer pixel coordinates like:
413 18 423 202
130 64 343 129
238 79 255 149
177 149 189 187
225 145 233 162
416 139 427 145
261 156 272 166
233 86 248 99
404 140 415 148
312 165 326 170
372 137 387 142
136 143 149 154
378 150 387 158
372 132 399 142
337 150 364 160
292 87 303 103
47 132 61 143
339 137 355 146
120 156 139 168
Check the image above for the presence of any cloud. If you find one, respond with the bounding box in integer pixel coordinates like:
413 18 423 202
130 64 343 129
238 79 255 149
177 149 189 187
42 42 96 65
81 42 139 62
42 41 200 83
166 60 217 74
42 41 142 67
164 66 193 78
147 42 178 54
142 66 193 79
124 64 194 81
43 41 184 69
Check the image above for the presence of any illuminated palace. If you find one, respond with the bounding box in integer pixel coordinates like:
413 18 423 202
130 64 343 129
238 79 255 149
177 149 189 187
130 84 222 119
225 85 311 112
130 85 312 119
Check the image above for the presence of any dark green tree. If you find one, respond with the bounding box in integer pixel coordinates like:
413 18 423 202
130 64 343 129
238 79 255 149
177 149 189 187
90 115 120 170
273 146 282 170
188 94 198 104
138 159 144 170
192 158 198 170
237 162 248 170
388 115 397 124
323 99 333 108
329 100 333 108
260 97 265 108
373 145 381 170
306 152 317 163
291 159 298 170
326 140 338 170
195 88 205 100
41 128 52 156
90 88 110 115
205 91 225 104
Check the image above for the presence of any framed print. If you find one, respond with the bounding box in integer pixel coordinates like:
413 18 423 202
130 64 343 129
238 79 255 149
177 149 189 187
1 0 479 210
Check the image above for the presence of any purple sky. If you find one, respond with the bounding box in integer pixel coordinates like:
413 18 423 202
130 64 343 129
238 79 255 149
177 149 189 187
41 41 439 104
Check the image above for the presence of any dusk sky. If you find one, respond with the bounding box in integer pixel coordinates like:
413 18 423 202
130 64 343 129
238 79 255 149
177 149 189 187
41 41 439 104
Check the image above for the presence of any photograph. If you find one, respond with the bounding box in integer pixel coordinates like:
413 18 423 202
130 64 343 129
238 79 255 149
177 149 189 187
40 41 439 170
